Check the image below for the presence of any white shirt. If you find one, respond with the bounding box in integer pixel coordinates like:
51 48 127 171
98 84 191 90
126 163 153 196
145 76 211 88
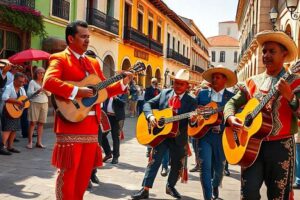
107 97 114 113
210 88 225 103
2 82 26 101
27 80 49 103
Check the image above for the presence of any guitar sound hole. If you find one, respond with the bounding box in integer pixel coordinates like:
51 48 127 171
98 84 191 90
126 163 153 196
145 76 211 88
158 118 165 127
244 115 253 127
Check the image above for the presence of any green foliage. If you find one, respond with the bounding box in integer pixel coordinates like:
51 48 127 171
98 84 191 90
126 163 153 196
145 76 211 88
0 4 47 38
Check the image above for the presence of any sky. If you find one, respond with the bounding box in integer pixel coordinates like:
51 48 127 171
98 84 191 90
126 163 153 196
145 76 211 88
162 0 239 38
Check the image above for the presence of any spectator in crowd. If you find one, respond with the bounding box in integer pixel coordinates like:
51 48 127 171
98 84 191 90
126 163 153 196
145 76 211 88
294 121 300 189
129 80 138 117
26 67 50 149
1 72 27 155
136 85 145 116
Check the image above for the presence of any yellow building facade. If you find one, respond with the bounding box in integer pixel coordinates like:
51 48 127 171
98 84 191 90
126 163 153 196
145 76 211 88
118 0 165 87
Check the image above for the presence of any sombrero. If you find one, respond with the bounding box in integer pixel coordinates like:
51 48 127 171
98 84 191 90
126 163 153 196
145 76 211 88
255 30 297 62
202 65 237 88
169 69 194 83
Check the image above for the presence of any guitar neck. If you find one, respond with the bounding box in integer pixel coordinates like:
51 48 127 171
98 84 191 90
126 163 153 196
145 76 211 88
251 70 292 118
95 74 125 91
165 111 195 124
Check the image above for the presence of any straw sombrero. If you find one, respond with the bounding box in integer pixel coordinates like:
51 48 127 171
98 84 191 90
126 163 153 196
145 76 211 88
202 65 237 88
0 59 12 67
169 69 194 83
255 30 297 62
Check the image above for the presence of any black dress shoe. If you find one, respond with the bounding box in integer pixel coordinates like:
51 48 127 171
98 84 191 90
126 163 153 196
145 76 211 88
160 167 169 177
91 174 100 184
103 154 112 162
189 165 200 172
213 187 219 199
8 148 20 153
131 188 149 200
111 157 118 164
87 181 92 190
166 185 181 199
224 169 230 176
0 147 12 155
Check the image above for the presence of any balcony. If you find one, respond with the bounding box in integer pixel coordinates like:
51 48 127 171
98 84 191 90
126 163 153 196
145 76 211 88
86 8 119 36
124 26 163 55
240 25 257 58
192 65 205 73
0 0 35 8
52 0 70 21
167 48 190 66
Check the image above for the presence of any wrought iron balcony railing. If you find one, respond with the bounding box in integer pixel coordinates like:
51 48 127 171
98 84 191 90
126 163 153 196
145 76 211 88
0 0 35 8
86 8 119 35
167 48 190 66
52 0 70 21
192 65 205 73
124 26 163 55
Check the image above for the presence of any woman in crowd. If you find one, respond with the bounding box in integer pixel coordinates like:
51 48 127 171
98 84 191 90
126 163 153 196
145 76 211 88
129 80 138 117
26 67 50 149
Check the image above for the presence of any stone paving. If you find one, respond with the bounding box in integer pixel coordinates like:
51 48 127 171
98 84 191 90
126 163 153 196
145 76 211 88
0 117 299 200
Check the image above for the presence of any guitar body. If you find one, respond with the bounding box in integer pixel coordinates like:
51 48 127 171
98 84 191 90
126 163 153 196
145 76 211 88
51 74 108 122
6 96 30 118
222 98 273 168
136 108 179 147
188 102 222 139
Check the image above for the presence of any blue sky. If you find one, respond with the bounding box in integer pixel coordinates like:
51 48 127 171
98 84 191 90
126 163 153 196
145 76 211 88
162 0 239 38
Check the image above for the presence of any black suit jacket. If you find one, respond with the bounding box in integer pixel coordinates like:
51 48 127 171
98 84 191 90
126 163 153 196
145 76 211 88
0 74 7 89
103 96 126 121
143 88 197 146
144 86 160 101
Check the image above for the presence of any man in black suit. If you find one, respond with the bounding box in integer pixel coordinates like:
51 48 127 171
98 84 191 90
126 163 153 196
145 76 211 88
132 69 197 199
101 94 126 164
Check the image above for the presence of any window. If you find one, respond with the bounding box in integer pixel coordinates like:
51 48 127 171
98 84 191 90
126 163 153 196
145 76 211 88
167 33 170 48
177 41 180 53
219 51 225 62
148 20 153 38
137 12 143 32
157 26 161 43
0 30 21 58
227 27 231 36
211 51 215 62
124 3 132 27
52 0 70 20
183 44 185 56
172 37 175 49
187 47 189 57
234 51 238 63
107 0 114 17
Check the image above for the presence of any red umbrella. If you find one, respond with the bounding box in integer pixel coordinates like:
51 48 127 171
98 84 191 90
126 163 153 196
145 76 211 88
8 48 50 63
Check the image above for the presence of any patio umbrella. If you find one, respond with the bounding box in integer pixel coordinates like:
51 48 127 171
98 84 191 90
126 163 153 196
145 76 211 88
8 48 50 63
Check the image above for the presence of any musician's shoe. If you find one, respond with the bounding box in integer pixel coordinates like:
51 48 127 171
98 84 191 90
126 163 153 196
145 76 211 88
212 187 219 199
87 181 92 190
0 147 12 155
111 157 119 164
189 165 200 172
166 185 181 199
160 167 169 177
293 183 300 189
131 188 149 200
224 169 231 176
103 154 112 162
91 173 100 184
7 148 20 153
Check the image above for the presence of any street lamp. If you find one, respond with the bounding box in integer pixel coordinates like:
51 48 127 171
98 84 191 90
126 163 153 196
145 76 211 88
164 68 170 86
269 7 278 31
285 0 300 20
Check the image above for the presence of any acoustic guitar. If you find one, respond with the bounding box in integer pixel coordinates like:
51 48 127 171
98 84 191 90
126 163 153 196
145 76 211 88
188 102 224 138
222 61 300 168
51 62 145 122
136 108 200 147
6 89 41 118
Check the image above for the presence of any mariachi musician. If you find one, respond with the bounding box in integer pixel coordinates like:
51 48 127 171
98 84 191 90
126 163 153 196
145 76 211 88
43 20 132 200
224 30 300 199
194 66 236 200
132 69 197 200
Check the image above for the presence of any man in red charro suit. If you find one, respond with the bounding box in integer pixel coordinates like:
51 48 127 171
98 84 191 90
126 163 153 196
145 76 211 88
43 20 132 200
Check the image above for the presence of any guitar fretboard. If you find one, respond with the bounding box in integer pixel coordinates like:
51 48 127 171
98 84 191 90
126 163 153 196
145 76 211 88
95 74 126 91
164 106 224 124
250 70 293 119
